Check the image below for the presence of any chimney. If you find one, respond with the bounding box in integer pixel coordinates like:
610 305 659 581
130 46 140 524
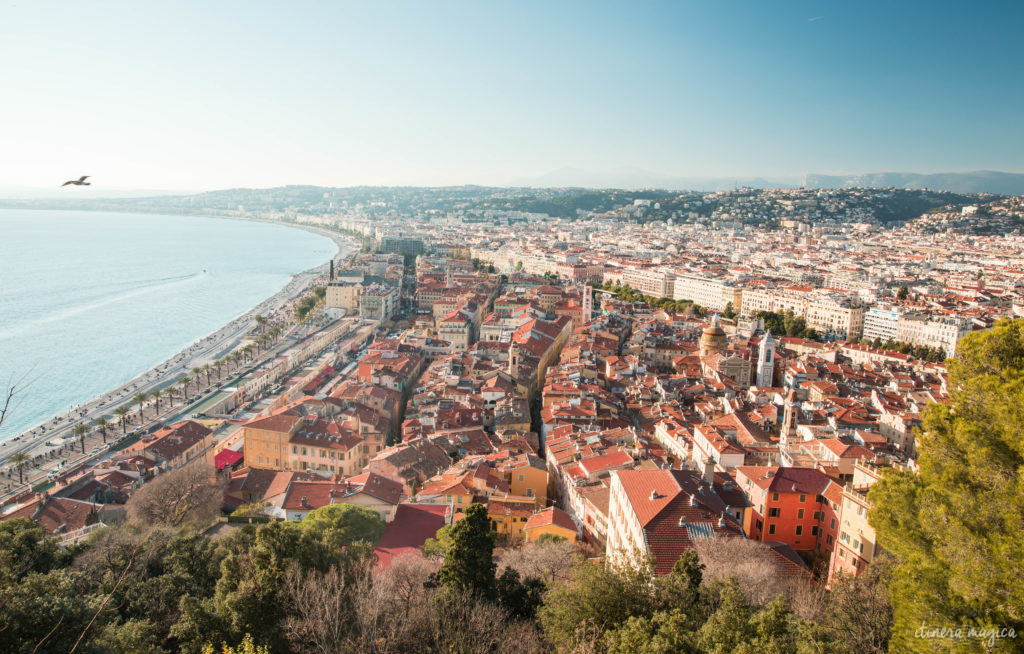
702 459 715 485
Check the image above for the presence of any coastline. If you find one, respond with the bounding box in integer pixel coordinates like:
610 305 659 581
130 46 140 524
0 215 355 469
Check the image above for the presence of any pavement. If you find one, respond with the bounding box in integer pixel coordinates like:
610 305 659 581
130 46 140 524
1 233 356 499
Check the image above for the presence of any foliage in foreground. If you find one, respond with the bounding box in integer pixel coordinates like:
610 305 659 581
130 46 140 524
869 318 1024 652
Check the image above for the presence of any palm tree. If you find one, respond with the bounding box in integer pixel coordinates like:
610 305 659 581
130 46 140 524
8 452 30 484
132 392 148 423
115 405 130 433
179 376 190 402
203 364 212 386
192 367 204 389
94 417 109 443
151 388 163 414
72 423 88 454
255 314 267 333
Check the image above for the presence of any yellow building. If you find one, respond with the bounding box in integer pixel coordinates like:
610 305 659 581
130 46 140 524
495 453 549 507
488 495 538 539
524 506 579 543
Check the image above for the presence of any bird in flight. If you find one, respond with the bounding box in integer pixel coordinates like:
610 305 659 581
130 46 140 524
61 175 91 187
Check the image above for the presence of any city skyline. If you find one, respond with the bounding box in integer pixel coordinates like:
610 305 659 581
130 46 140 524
2 1 1023 192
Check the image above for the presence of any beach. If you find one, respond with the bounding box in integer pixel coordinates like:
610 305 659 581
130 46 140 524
1 222 354 496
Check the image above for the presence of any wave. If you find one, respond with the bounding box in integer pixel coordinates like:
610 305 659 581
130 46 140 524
0 271 207 340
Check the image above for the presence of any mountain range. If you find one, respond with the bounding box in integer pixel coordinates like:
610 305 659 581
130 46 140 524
508 167 1024 195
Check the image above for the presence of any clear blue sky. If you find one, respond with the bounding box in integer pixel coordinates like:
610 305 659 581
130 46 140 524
1 1 1021 191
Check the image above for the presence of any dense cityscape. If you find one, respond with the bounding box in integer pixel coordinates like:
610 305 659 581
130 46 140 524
2 184 1022 652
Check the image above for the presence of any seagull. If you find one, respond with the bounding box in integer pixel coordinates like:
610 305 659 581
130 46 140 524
61 175 91 187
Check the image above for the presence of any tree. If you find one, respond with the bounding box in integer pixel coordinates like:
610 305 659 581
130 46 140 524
72 422 89 454
7 452 31 484
133 392 149 422
202 634 270 654
94 417 109 443
869 318 1024 652
896 285 909 300
126 463 226 528
538 558 659 649
300 503 385 550
152 388 163 414
203 364 213 386
115 405 131 432
722 301 737 320
436 503 496 599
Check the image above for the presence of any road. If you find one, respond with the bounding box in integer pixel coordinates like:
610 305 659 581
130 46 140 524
0 269 336 499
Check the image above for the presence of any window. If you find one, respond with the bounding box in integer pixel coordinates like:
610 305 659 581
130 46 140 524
292 446 298 454
756 519 763 530
772 492 779 501
518 474 526 482
811 526 819 536
799 494 806 503
831 518 836 529
301 447 307 455
768 507 780 518
526 488 534 497
827 535 833 545
797 509 804 519
796 526 803 536
768 524 776 535
812 511 820 520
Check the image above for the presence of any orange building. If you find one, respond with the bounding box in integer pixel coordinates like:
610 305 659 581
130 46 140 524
524 506 578 542
735 466 842 555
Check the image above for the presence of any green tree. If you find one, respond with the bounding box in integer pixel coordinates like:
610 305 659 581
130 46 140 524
7 452 31 484
605 610 698 654
94 417 109 443
115 404 131 432
723 301 737 320
0 518 63 585
133 392 149 423
300 503 385 551
202 634 270 654
896 285 909 300
422 524 452 559
869 318 1024 652
436 503 496 599
538 558 659 649
73 421 89 454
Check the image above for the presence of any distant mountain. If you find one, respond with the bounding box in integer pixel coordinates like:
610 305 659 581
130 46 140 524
509 167 800 191
804 170 1024 195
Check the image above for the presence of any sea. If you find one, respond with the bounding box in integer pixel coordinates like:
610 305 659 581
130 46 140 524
0 209 337 441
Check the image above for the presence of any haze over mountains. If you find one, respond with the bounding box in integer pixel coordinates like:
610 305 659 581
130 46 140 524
2 170 1023 201
509 168 1024 195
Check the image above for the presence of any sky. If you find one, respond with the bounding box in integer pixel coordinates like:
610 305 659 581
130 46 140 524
0 0 1022 193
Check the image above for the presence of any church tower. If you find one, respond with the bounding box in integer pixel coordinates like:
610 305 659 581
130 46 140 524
756 332 775 387
580 283 593 326
780 389 800 448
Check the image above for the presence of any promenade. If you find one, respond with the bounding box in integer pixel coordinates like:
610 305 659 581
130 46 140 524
0 231 356 497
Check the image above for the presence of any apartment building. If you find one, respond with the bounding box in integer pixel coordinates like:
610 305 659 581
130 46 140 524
896 313 972 357
672 273 742 312
618 268 676 298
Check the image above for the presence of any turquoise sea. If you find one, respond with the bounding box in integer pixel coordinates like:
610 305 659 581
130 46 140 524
0 209 336 441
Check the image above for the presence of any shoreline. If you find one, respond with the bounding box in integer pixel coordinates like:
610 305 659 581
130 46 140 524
0 215 355 467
